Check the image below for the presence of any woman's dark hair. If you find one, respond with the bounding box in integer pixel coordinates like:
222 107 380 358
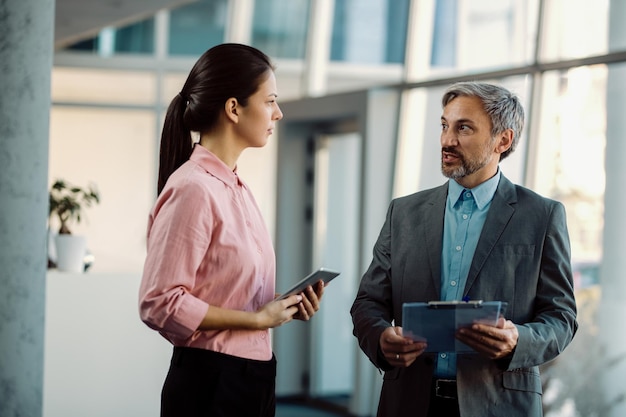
157 43 275 194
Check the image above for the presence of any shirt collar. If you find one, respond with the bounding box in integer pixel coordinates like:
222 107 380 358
189 143 244 188
447 169 501 210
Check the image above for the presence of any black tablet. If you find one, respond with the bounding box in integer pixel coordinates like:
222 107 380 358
276 268 340 300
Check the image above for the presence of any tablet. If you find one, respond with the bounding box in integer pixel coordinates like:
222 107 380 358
276 268 340 300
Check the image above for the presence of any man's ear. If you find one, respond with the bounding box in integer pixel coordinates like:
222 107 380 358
224 97 239 123
495 129 514 155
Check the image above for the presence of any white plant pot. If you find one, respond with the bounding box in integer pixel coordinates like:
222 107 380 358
48 229 58 264
54 234 87 273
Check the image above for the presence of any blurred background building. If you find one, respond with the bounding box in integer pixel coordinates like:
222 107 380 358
2 0 625 416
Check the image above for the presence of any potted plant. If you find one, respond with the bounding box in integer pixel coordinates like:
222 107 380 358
48 179 100 272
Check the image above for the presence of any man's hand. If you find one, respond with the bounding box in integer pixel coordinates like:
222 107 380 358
455 317 519 359
379 326 428 367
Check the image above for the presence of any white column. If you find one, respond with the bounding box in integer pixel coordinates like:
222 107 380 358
393 0 435 197
226 0 254 44
301 0 335 97
599 1 626 415
0 0 54 415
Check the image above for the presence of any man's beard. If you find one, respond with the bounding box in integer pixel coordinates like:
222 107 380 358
441 146 491 179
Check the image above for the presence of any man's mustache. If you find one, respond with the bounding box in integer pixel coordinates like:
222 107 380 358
442 147 462 157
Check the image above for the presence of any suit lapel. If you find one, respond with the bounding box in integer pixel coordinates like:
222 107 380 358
423 184 448 299
464 175 517 295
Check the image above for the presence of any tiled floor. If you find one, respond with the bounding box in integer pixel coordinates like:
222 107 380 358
276 403 348 417
276 396 353 417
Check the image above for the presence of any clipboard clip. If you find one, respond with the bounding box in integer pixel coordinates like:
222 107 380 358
427 300 484 309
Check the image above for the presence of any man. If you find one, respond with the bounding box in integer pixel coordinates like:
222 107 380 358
350 82 577 417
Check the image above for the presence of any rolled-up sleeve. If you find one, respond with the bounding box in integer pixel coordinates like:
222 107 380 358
139 179 212 340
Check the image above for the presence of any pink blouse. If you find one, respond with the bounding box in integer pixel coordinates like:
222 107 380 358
139 144 276 361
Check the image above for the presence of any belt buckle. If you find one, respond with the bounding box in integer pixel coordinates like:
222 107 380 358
435 379 457 400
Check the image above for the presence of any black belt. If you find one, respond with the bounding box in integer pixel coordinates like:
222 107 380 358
432 379 457 400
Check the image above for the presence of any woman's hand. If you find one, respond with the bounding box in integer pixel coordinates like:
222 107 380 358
255 279 325 329
256 294 303 329
198 294 303 331
292 280 325 321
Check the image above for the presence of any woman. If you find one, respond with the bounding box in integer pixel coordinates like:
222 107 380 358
139 43 324 417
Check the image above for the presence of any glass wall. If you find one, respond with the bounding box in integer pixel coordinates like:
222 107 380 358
429 0 540 74
540 0 610 60
65 17 156 54
395 0 609 277
168 0 228 55
331 0 410 64
251 0 310 59
52 0 623 322
115 19 155 54
532 66 606 267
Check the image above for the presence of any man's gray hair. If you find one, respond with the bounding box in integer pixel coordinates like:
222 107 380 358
442 82 525 161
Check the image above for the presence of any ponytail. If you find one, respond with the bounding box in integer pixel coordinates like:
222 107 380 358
157 93 193 195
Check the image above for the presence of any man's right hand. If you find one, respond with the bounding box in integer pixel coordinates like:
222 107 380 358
379 326 427 367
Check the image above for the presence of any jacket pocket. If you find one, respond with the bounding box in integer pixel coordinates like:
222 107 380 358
502 368 542 394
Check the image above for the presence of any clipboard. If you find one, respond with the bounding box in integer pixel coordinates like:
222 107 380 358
276 268 340 300
402 300 507 353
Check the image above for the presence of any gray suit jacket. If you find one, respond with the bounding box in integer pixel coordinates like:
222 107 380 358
351 175 578 417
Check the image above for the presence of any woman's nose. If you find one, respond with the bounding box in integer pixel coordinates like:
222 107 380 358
274 104 283 121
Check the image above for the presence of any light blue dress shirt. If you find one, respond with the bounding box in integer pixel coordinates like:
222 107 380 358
435 170 500 378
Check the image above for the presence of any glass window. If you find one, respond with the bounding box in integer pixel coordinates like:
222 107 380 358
608 0 626 52
115 19 155 54
430 0 457 67
63 18 155 55
531 66 607 264
168 0 228 56
251 0 310 59
64 38 99 53
540 0 610 61
331 0 409 64
430 0 540 73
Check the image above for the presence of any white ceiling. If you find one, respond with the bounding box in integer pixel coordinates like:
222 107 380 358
54 0 196 49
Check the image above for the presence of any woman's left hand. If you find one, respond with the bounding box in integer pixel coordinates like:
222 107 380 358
293 280 325 321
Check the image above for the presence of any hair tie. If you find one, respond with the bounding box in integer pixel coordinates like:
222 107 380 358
178 91 189 107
